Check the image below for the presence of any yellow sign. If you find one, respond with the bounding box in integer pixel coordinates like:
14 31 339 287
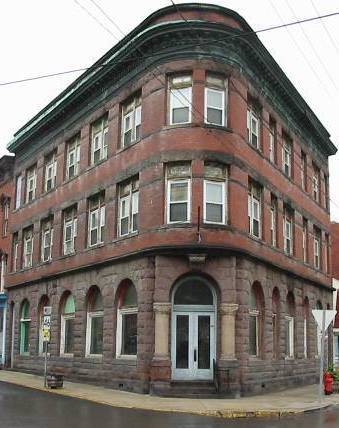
43 327 50 342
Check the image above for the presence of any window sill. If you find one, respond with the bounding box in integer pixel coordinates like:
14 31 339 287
59 251 76 260
86 242 105 252
85 354 103 360
117 138 141 154
86 157 108 172
285 357 295 360
116 354 137 360
203 123 232 133
42 187 56 196
114 232 138 243
60 353 74 359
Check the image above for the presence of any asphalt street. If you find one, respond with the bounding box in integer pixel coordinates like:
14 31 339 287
1 381 339 428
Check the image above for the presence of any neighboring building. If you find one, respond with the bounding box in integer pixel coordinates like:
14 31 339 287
331 222 339 366
0 155 14 366
5 4 337 396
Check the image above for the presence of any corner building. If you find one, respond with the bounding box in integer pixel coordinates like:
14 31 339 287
5 4 337 396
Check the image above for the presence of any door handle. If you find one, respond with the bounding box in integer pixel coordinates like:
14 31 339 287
194 349 197 362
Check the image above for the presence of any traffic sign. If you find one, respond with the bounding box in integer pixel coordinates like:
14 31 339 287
312 310 336 332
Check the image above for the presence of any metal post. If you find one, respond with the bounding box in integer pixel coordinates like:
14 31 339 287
44 342 48 388
318 310 326 403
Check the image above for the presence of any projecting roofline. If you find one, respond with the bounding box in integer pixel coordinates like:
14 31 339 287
8 3 337 156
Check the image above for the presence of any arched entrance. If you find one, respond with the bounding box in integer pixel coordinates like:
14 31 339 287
171 276 216 380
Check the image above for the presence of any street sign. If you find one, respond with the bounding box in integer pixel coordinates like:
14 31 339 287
43 306 52 316
312 310 336 332
42 327 50 342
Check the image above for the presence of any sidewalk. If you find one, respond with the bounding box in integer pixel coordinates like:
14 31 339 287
0 370 338 419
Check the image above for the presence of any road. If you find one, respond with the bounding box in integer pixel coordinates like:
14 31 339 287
1 381 339 428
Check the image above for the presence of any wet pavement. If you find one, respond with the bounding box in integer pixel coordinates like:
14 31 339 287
1 381 339 428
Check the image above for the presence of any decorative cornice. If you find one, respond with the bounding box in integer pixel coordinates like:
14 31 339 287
8 4 336 159
219 303 239 316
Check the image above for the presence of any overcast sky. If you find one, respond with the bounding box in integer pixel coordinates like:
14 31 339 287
1 0 339 220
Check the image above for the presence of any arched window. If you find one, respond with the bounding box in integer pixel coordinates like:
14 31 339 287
38 296 50 355
272 287 280 359
20 300 30 355
249 282 264 357
86 287 103 356
116 281 138 357
303 297 310 358
60 294 75 356
285 292 295 358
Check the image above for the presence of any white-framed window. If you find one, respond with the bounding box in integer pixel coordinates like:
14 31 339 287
270 196 277 247
20 300 30 355
44 152 57 192
324 233 330 274
86 289 103 357
2 199 9 237
249 309 259 357
324 175 329 210
91 115 108 165
12 233 19 272
88 195 105 247
312 164 320 202
26 166 37 203
116 282 138 358
282 139 292 177
15 175 22 209
118 177 139 237
60 294 75 356
203 162 227 224
41 220 53 263
302 218 308 263
314 228 321 270
66 135 80 180
248 181 261 238
121 95 141 147
247 107 260 149
301 151 307 191
269 121 276 163
166 163 191 224
205 74 227 126
285 315 294 358
303 316 308 358
249 285 262 357
283 209 293 255
63 207 77 255
169 75 192 125
23 228 34 268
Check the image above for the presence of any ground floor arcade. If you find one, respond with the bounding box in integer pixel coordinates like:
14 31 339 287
5 254 332 396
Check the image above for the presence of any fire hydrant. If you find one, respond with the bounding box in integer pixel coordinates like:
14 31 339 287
324 372 334 395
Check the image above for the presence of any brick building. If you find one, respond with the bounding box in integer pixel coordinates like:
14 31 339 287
5 4 337 396
0 155 15 365
331 222 339 365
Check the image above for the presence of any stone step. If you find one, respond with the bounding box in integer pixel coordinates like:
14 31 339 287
167 380 218 398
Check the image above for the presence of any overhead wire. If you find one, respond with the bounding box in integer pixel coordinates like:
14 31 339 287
1 9 339 87
268 0 336 103
309 0 339 59
284 0 339 92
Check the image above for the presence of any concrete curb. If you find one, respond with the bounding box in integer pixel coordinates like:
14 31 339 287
0 372 337 419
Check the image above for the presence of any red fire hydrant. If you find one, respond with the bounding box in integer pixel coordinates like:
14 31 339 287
324 372 334 395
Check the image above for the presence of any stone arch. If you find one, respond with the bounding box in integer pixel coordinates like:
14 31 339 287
272 287 280 359
170 272 220 306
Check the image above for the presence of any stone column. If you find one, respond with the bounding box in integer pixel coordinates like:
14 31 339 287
151 302 172 393
153 303 171 358
220 303 239 360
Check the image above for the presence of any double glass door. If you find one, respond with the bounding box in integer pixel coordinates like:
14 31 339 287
172 311 215 380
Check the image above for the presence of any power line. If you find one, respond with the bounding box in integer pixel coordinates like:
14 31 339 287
1 9 339 87
309 0 339 59
88 0 126 37
284 0 339 92
268 0 336 102
72 0 119 39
